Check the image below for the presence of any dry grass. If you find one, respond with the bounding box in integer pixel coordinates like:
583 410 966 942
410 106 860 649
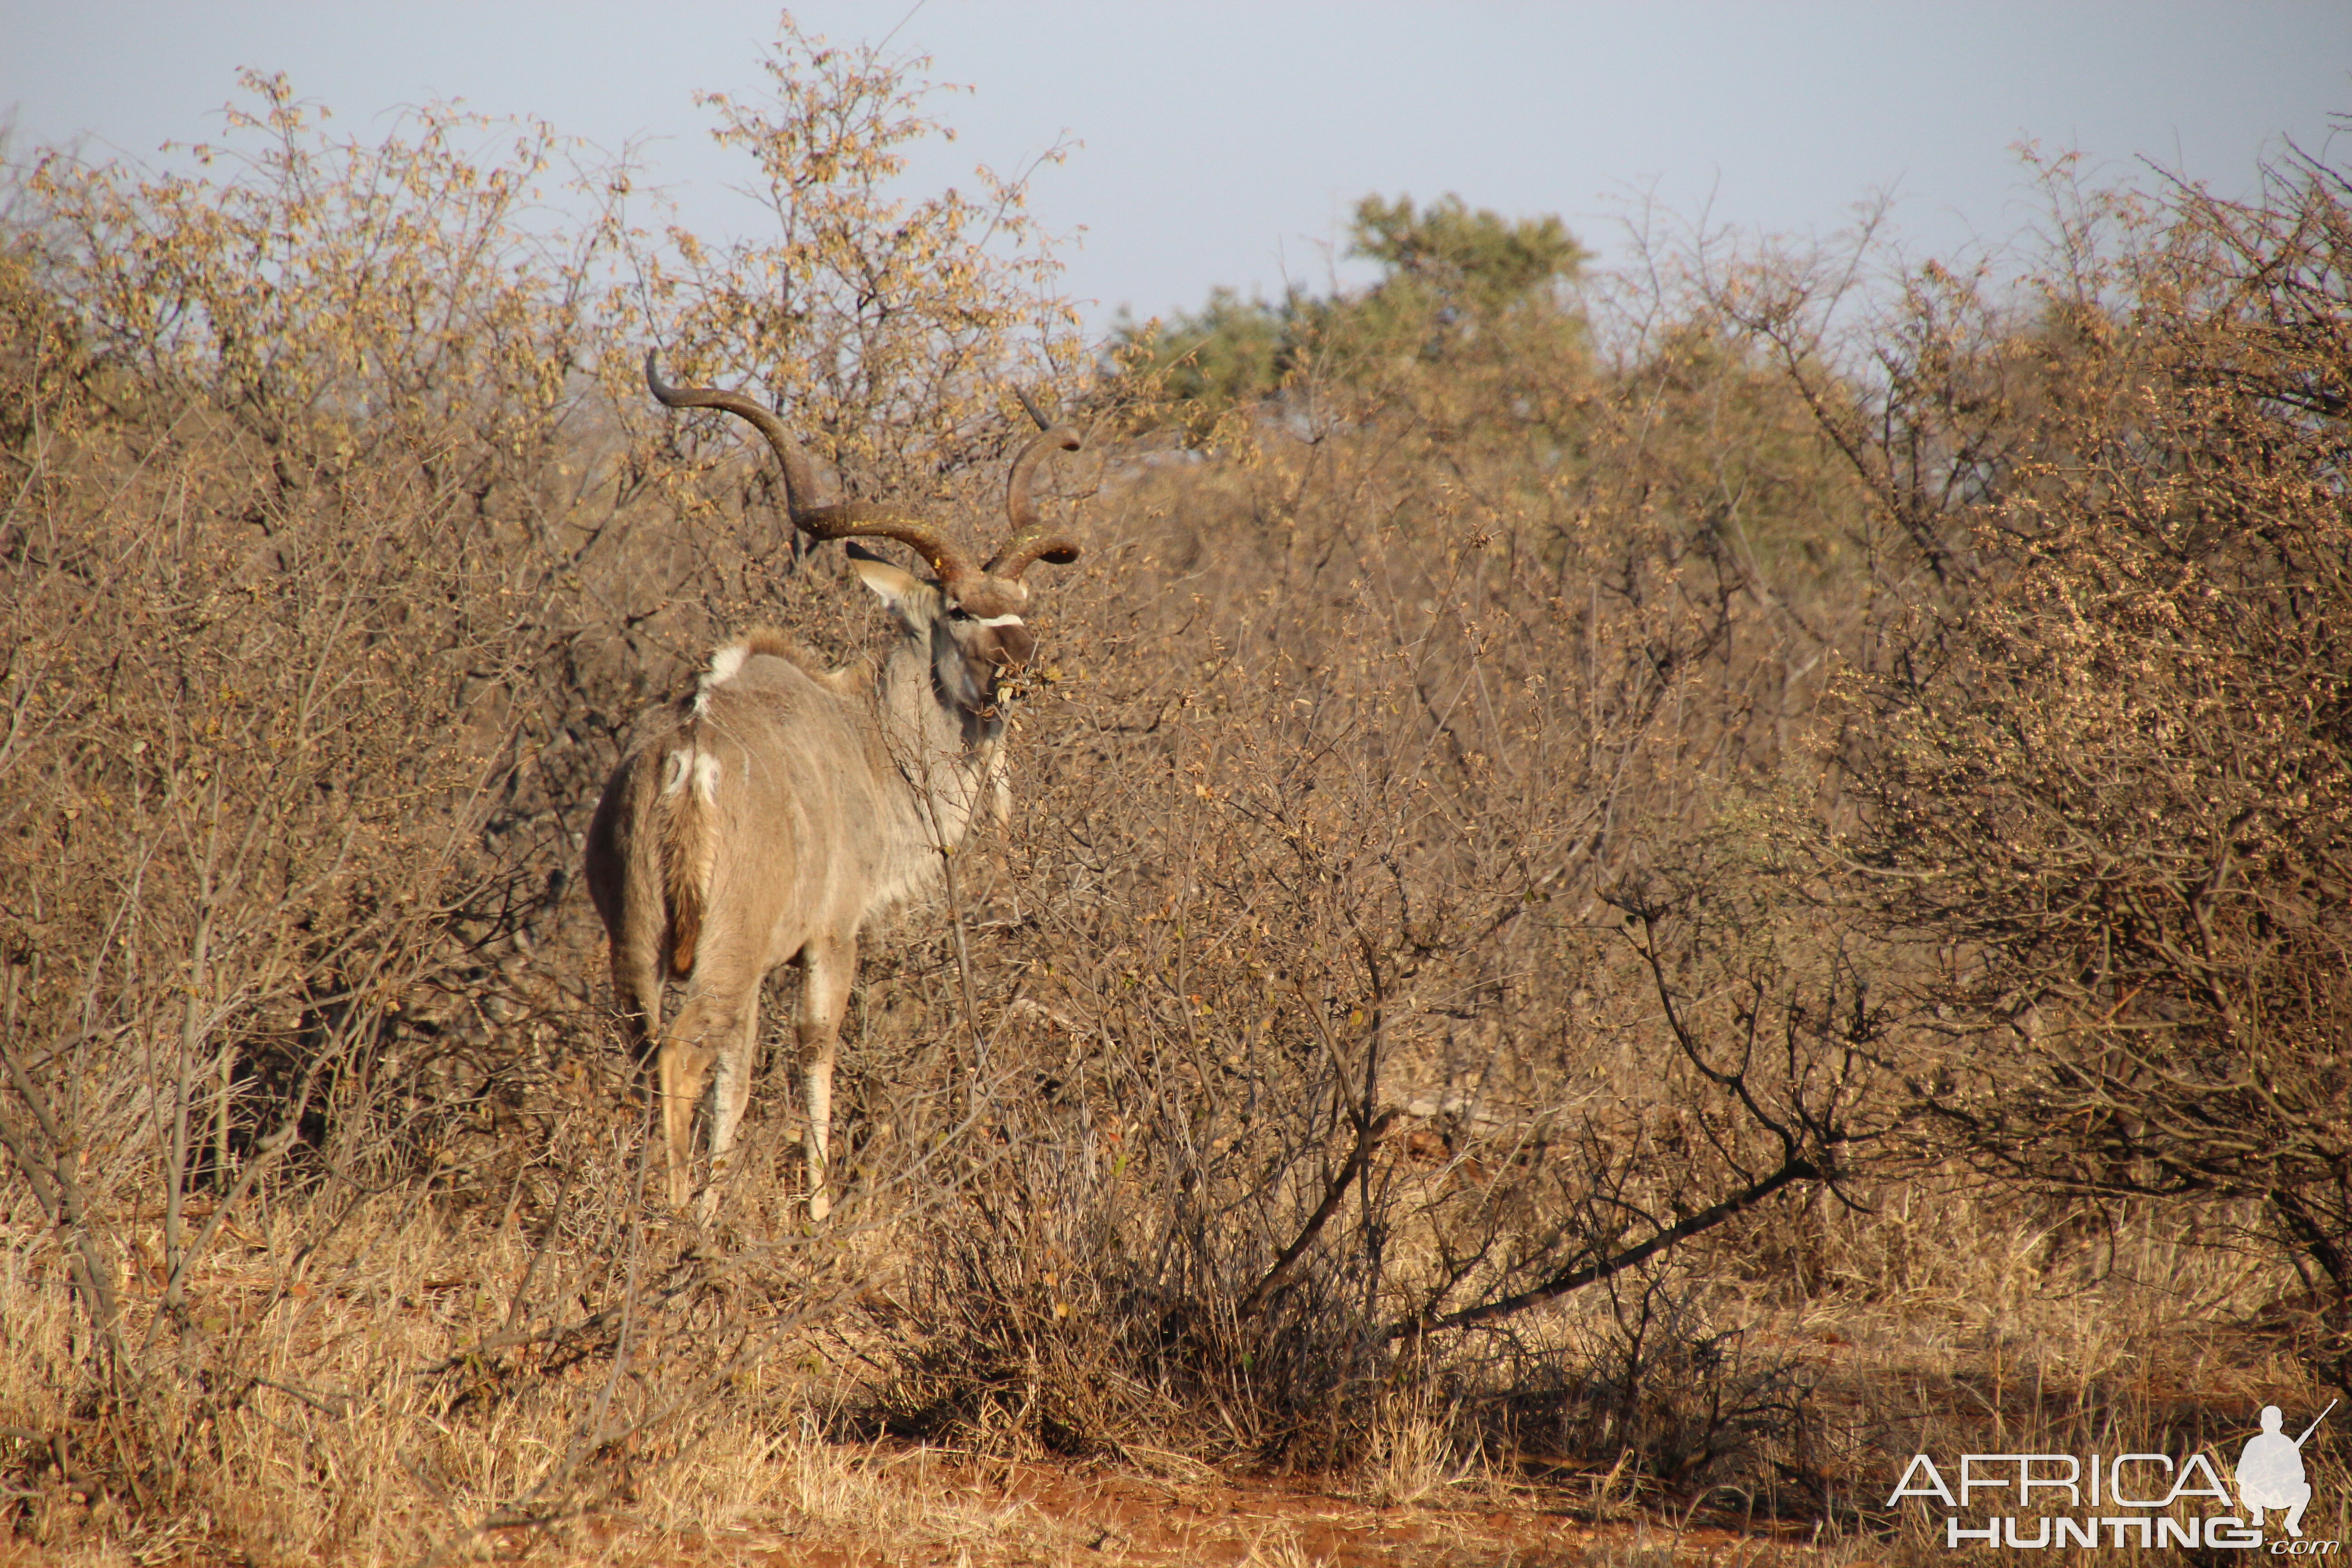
0 1174 2333 1560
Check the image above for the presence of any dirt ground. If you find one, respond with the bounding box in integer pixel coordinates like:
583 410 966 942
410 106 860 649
527 1457 1867 1568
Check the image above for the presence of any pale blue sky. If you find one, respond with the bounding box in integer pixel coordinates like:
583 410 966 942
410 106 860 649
5 2 2346 329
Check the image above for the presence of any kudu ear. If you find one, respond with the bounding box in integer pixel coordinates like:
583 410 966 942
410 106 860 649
847 544 928 626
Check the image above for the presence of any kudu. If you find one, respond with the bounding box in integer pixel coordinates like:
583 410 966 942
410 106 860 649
586 351 1081 1220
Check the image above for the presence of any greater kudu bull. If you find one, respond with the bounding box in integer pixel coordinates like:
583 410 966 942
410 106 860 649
587 352 1081 1219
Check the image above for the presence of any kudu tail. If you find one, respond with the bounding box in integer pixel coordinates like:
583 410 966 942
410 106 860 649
650 741 720 977
598 733 720 1023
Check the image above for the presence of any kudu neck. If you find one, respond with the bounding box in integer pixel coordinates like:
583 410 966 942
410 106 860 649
872 634 1008 849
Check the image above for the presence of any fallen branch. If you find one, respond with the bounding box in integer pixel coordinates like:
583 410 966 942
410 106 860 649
1238 1108 1400 1321
1386 1153 1819 1343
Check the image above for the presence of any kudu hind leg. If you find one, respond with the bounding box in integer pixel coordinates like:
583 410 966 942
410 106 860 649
656 1033 712 1211
608 941 663 1071
797 938 857 1222
656 976 753 1214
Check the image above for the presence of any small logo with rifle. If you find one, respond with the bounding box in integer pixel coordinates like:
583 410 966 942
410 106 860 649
2238 1401 2332 1541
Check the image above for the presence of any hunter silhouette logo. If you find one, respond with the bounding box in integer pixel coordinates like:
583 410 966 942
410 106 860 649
2239 1402 2333 1540
1884 1398 2340 1550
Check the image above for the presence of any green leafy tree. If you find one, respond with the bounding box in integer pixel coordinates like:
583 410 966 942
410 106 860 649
1110 285 1292 441
1119 192 1589 440
1346 191 1585 334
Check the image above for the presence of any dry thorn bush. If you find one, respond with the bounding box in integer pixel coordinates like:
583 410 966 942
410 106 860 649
0 32 2345 1564
0 24 1086 1562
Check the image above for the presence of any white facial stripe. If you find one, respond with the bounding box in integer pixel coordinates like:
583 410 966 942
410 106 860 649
972 613 1025 628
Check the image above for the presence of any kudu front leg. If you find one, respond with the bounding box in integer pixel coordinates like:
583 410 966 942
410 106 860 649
797 937 857 1222
701 991 762 1224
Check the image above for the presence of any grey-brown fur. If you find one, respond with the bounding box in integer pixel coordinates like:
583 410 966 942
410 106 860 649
586 355 1080 1219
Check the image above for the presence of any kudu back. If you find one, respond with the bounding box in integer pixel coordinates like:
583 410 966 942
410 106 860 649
587 352 1081 1219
